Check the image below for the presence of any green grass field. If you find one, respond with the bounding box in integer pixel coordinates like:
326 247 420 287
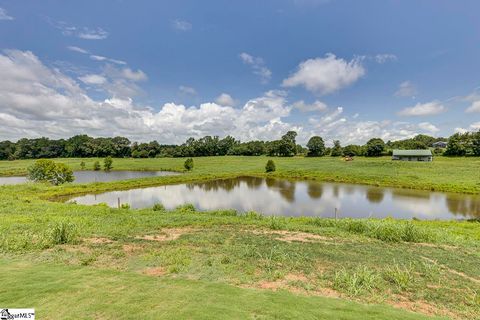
1 156 480 193
1 156 479 319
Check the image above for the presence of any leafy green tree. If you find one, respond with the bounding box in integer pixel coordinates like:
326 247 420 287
27 159 74 185
265 160 276 172
306 136 325 157
103 157 113 171
330 140 343 157
472 131 480 156
365 138 385 157
445 133 467 156
184 158 194 171
93 161 101 171
343 144 363 156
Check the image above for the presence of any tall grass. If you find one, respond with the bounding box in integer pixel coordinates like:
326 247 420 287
333 266 379 296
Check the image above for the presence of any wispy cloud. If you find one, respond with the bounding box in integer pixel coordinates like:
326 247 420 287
239 52 272 84
67 46 126 65
78 27 109 40
375 53 397 64
179 86 197 95
395 81 417 98
172 19 192 31
0 7 13 21
48 18 109 40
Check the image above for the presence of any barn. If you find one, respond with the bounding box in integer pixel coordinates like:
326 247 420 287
392 149 433 162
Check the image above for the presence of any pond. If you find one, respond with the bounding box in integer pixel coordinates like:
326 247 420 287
69 176 480 220
0 171 180 185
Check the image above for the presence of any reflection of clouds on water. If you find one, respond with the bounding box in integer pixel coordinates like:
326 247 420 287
71 177 480 220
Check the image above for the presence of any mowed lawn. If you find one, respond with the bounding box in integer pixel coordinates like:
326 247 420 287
1 155 480 193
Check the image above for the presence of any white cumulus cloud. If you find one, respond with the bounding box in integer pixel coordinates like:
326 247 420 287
398 101 446 116
466 100 480 113
215 93 235 106
282 53 365 95
172 19 192 31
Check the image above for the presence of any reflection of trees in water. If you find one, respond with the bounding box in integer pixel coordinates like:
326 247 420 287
366 188 385 204
445 196 480 218
391 189 431 200
265 178 296 203
243 176 263 189
332 185 340 198
307 182 323 199
187 178 241 192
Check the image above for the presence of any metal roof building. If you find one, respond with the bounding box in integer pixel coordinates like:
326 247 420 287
392 149 433 162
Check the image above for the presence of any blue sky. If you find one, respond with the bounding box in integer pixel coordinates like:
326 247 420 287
0 0 479 144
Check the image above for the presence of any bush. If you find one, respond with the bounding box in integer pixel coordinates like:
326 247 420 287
333 266 379 296
93 161 101 171
80 161 86 170
48 222 77 245
27 159 74 185
265 160 276 173
184 158 194 171
383 263 415 291
152 203 165 211
120 203 131 209
103 156 113 171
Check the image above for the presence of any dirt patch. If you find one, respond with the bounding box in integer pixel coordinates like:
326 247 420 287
84 237 115 244
390 296 457 319
143 267 167 277
249 229 332 243
421 256 480 284
122 244 144 254
135 227 193 242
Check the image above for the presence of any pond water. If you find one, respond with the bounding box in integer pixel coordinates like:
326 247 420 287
69 176 480 220
0 171 180 185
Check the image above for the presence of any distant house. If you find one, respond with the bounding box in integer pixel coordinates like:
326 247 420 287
432 141 448 148
392 149 433 162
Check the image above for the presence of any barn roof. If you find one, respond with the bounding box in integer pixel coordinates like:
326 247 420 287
392 149 432 156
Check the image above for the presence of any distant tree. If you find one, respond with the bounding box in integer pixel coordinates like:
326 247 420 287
80 161 86 170
103 157 113 171
184 158 194 171
365 138 385 157
306 136 325 157
472 131 480 156
330 140 343 157
265 160 276 173
93 161 101 171
343 144 363 156
27 159 74 185
444 133 467 156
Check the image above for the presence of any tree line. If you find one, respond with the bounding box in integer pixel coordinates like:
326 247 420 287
0 130 479 160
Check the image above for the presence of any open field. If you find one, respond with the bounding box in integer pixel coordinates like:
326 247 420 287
1 156 480 194
1 157 480 319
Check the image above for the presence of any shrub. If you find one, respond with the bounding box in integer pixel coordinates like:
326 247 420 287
93 161 101 171
265 160 276 173
120 203 131 209
27 159 74 185
184 158 194 171
333 266 379 296
383 263 415 291
49 222 77 245
80 161 86 170
103 156 113 171
152 203 165 211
